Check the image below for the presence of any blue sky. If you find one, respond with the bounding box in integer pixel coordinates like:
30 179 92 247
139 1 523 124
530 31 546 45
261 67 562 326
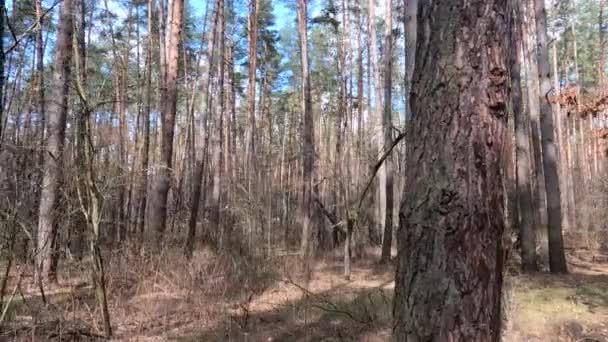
189 0 312 32
190 0 291 28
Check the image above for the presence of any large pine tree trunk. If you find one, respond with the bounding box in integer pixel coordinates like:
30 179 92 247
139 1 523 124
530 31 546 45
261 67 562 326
36 0 73 283
393 0 509 339
533 0 568 273
148 0 184 247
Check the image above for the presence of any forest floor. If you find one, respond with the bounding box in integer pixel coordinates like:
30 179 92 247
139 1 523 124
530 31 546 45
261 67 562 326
1 247 608 341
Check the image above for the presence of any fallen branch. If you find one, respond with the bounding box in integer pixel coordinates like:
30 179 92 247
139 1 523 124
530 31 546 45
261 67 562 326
280 277 370 325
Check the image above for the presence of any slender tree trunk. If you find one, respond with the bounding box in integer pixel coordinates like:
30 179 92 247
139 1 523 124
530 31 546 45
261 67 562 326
534 0 568 273
512 1 537 272
380 0 393 263
368 0 385 243
393 0 509 339
138 0 154 236
149 0 184 247
185 0 219 256
246 0 258 178
118 71 127 242
73 4 112 334
403 0 417 122
356 12 363 191
599 0 606 89
297 0 315 272
34 0 45 164
564 108 576 229
0 0 3 143
211 0 225 248
552 42 571 233
36 0 73 283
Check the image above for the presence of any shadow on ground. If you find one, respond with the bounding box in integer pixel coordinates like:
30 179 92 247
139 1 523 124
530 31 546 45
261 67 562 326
177 284 393 342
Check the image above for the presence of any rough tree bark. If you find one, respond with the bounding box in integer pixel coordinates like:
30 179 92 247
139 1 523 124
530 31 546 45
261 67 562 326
393 0 509 339
533 0 568 273
36 0 73 283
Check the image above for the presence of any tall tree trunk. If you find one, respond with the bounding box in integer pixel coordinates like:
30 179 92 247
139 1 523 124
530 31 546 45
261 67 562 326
297 0 315 272
138 0 154 236
149 0 184 247
380 0 393 263
403 0 417 122
598 0 606 89
564 107 576 231
211 0 225 248
523 1 548 264
534 0 568 273
0 0 3 143
368 0 384 243
246 0 258 178
356 10 363 191
36 0 73 283
73 3 112 334
185 0 219 256
552 42 571 234
70 0 88 259
512 1 537 272
393 0 508 339
35 0 45 165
